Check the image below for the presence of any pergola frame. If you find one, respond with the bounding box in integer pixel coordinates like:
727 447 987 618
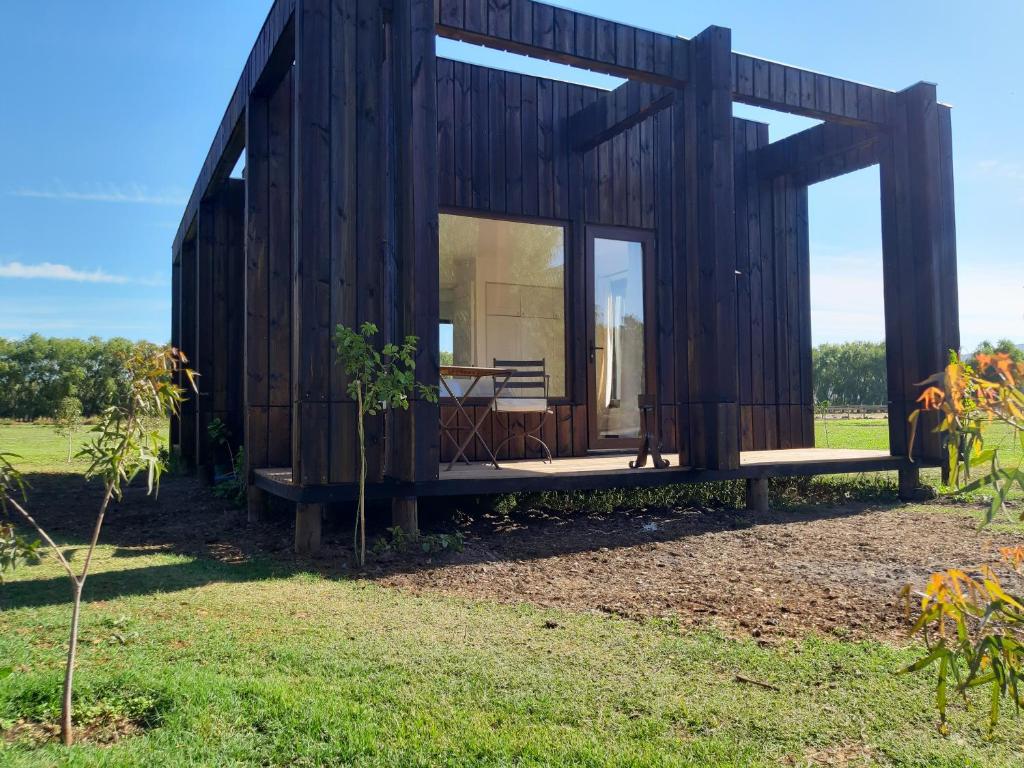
171 0 958 548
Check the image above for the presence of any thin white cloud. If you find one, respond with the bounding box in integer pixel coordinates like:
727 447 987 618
976 160 1024 182
10 181 187 207
0 260 165 287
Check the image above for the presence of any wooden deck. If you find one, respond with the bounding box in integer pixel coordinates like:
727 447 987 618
254 448 928 503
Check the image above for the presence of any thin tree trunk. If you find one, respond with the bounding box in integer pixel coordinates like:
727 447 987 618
356 383 366 567
67 434 73 463
61 581 83 746
60 480 115 746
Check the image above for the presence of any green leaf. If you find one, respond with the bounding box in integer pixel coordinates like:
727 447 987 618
900 645 947 674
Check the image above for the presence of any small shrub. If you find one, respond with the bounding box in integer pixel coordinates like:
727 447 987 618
212 447 247 508
371 526 464 557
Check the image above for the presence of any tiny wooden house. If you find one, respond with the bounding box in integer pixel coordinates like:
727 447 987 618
171 0 959 552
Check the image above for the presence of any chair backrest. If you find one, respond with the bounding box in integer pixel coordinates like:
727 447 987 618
493 359 548 400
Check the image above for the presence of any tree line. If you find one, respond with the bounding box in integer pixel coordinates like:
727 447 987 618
813 338 1022 407
0 335 162 420
0 335 1018 417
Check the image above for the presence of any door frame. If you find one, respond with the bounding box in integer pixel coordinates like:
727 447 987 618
584 224 657 451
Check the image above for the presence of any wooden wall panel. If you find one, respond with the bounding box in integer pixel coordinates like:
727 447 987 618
733 118 814 451
291 0 441 488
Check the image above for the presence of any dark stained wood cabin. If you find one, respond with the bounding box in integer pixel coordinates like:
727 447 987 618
170 0 959 552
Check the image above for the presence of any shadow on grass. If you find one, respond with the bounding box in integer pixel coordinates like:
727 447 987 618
1 469 930 591
0 558 283 611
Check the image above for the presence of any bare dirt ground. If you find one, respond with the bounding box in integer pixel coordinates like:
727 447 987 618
374 500 1024 643
16 472 1024 644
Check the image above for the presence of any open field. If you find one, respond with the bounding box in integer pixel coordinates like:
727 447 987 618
0 422 99 472
2 422 1024 765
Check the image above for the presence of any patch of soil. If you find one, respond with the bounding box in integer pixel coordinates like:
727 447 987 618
373 501 1024 643
3 716 143 747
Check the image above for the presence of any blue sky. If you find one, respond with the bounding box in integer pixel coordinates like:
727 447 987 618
1 1 1020 349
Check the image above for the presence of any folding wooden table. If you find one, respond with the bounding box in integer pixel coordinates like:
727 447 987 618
439 365 513 471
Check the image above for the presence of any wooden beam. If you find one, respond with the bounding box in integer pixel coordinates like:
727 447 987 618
568 79 676 152
173 0 296 257
436 0 690 85
755 121 882 185
732 53 893 127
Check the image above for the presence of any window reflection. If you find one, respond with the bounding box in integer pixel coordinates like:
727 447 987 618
594 238 645 439
439 214 566 397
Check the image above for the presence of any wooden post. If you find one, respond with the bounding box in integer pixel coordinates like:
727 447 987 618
677 25 738 470
295 503 322 555
880 82 959 463
392 496 419 536
179 238 198 472
247 485 269 524
390 0 440 484
170 252 182 451
745 477 769 513
291 0 333 488
899 465 921 501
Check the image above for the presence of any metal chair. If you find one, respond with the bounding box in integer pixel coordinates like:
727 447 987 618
491 358 554 463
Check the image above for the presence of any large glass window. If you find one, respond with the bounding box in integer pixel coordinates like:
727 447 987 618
439 213 566 397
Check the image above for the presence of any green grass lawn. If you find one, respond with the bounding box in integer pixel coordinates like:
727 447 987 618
815 416 1023 463
0 422 98 472
3 543 1024 767
814 417 1023 500
0 422 169 474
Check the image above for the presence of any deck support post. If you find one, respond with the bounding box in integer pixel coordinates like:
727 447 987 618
745 477 769 513
391 496 419 536
898 465 921 501
295 503 322 555
247 485 269 524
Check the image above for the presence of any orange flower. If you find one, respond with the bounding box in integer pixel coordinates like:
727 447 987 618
916 386 946 410
994 353 1017 386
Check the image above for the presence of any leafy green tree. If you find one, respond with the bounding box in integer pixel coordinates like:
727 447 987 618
812 341 887 406
0 347 196 745
53 395 83 463
0 336 161 420
333 322 437 567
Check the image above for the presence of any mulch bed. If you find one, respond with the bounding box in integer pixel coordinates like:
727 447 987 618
13 472 1024 644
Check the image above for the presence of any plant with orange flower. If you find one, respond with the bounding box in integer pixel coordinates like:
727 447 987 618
909 351 1024 525
899 546 1024 734
904 350 1024 732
